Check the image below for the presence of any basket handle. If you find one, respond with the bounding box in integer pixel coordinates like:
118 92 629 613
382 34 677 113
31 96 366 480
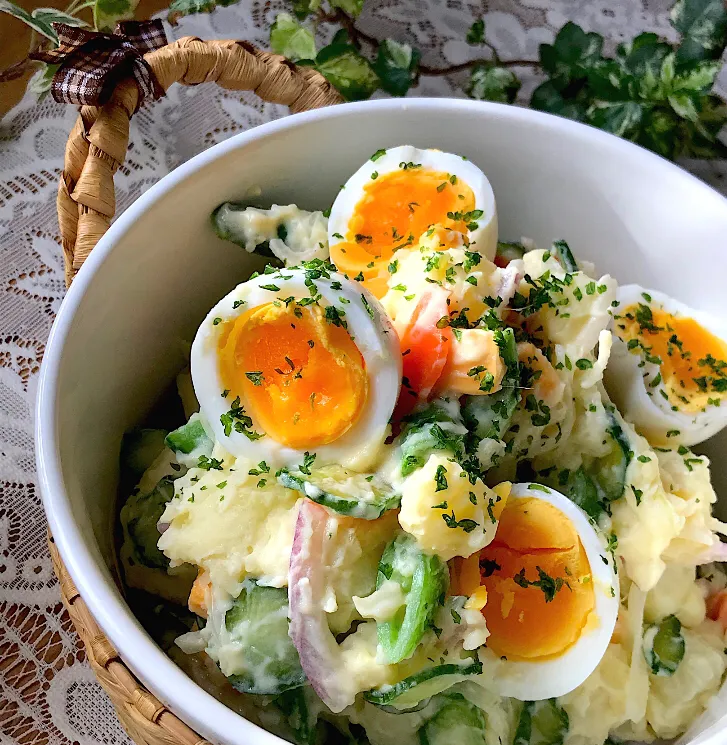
57 36 343 286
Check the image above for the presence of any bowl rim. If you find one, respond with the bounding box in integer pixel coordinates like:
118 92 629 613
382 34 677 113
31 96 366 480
36 96 727 745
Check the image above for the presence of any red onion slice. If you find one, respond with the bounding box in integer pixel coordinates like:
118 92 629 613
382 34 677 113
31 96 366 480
288 500 353 713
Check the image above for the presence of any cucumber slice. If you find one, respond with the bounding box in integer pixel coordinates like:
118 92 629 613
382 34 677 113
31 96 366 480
123 476 175 569
365 659 483 707
225 579 306 695
462 387 519 442
278 465 400 520
165 414 213 457
496 241 526 263
377 534 448 664
400 400 466 477
418 694 487 745
276 687 319 745
121 428 168 478
643 614 685 676
212 203 276 258
592 410 631 503
552 239 578 273
514 699 569 745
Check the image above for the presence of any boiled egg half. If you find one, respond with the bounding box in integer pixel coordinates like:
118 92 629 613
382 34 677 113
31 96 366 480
191 266 401 468
606 285 727 446
328 145 498 297
453 483 619 700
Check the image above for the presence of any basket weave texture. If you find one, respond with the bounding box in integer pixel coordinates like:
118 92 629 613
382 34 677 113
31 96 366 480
51 37 342 744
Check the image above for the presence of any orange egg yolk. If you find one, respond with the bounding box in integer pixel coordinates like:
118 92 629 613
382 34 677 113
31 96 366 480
218 303 368 449
330 169 476 297
615 303 727 413
477 498 595 661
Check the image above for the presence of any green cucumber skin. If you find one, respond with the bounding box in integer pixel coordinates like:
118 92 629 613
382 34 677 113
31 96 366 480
514 699 569 745
376 534 448 664
643 614 685 676
277 470 400 520
165 416 213 456
552 239 578 273
364 660 483 705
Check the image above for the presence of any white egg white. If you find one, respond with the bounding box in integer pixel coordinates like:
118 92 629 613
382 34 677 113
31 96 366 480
191 267 402 469
328 145 498 260
605 284 727 447
491 483 619 701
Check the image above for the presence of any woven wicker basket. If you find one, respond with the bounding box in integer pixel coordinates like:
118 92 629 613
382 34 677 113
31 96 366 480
49 35 342 745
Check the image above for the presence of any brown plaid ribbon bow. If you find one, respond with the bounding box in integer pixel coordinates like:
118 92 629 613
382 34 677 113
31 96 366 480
31 20 167 108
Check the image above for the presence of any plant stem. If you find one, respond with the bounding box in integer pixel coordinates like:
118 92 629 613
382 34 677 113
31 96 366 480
318 8 537 75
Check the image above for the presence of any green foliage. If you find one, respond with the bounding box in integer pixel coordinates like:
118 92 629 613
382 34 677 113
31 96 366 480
167 0 235 24
0 0 87 44
531 3 727 161
270 12 317 61
94 0 139 30
466 18 485 45
374 38 420 96
468 64 521 103
329 0 364 15
306 29 380 101
28 62 59 100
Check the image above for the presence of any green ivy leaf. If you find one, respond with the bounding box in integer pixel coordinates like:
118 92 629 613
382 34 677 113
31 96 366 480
466 18 485 45
0 1 87 44
373 38 420 96
539 21 605 90
167 0 235 23
467 64 521 103
637 107 680 158
671 0 727 67
312 30 379 100
270 12 317 61
329 0 364 17
586 101 644 138
95 0 141 31
292 0 320 20
530 80 588 121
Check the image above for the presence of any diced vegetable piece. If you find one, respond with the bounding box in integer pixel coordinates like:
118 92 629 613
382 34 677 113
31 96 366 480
642 614 685 676
165 413 213 456
591 410 631 503
399 288 452 406
495 241 526 266
400 400 466 476
211 202 276 257
225 579 305 695
462 387 519 442
377 533 448 664
552 239 578 273
275 687 320 745
278 465 400 520
706 589 727 632
123 476 175 569
418 694 487 745
120 428 168 477
289 500 353 713
514 699 569 745
365 659 482 707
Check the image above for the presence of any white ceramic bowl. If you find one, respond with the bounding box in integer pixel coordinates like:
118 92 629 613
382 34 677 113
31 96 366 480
37 98 727 745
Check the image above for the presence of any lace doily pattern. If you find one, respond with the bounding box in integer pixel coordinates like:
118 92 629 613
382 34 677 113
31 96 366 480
1 1 726 743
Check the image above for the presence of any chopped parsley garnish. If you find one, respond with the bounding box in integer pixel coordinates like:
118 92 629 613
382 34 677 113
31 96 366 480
388 259 399 274
232 300 245 309
371 148 386 161
480 558 501 577
442 511 479 533
220 396 264 440
361 294 375 319
513 566 569 603
245 371 264 386
300 451 316 475
212 317 222 325
197 455 224 471
434 465 449 492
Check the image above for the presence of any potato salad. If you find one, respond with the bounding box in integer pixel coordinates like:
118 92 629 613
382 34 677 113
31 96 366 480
119 146 727 745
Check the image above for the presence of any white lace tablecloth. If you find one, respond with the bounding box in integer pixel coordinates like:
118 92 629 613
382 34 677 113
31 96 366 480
1 1 727 742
